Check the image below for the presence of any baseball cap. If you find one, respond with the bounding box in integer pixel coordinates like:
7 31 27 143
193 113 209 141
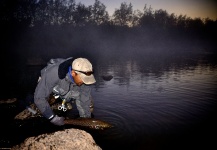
72 58 96 84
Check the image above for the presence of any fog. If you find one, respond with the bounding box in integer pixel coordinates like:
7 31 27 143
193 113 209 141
2 24 216 65
0 0 216 67
0 0 216 112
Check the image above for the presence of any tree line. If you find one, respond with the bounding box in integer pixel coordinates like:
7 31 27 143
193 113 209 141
1 0 216 31
1 0 216 65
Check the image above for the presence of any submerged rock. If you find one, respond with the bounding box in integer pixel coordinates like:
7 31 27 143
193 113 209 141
11 128 102 150
102 75 113 81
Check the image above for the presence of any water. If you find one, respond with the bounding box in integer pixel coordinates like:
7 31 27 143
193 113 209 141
91 53 217 149
0 52 217 150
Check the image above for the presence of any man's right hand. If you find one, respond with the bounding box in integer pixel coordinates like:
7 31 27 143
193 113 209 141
50 115 64 126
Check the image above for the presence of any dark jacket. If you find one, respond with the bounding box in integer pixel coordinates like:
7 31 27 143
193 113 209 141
34 57 92 119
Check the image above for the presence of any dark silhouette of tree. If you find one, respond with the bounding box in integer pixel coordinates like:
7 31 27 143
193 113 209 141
90 0 109 25
73 2 91 26
166 13 177 31
131 9 143 27
112 2 133 26
139 4 155 28
186 17 204 34
47 0 67 25
204 18 217 38
0 0 37 27
1 0 216 29
33 0 69 26
63 0 76 25
34 0 50 26
154 9 169 30
176 15 189 30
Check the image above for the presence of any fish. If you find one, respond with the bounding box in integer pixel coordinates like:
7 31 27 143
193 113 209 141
64 118 113 130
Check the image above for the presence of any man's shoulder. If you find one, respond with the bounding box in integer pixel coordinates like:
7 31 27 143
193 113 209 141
41 57 73 78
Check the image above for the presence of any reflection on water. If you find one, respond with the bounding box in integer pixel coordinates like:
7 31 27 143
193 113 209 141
91 53 217 149
1 52 217 149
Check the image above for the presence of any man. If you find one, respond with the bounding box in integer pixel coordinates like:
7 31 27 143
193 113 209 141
34 57 96 126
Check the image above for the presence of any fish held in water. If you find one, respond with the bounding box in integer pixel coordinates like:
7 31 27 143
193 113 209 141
64 118 113 130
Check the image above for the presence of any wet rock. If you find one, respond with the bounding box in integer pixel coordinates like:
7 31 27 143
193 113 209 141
102 75 113 81
11 128 102 150
14 103 43 120
14 103 62 120
0 98 17 104
14 95 60 120
0 98 18 113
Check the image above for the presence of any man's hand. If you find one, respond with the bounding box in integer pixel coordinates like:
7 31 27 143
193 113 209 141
50 115 64 126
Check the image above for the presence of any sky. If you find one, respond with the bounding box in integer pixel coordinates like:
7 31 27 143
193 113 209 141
76 0 217 20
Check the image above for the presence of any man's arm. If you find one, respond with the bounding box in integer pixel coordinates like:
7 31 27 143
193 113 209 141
34 64 64 126
34 74 55 119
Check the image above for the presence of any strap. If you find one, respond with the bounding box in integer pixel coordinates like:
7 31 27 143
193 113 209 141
68 66 74 83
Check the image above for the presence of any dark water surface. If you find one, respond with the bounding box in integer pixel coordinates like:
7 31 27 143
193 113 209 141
0 52 217 150
91 53 217 149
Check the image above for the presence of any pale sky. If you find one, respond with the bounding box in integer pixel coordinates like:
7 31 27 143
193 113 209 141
76 0 217 20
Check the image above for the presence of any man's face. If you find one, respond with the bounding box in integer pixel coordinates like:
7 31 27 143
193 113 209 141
72 70 84 86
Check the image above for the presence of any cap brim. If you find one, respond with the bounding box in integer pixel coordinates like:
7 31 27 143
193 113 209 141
78 72 96 85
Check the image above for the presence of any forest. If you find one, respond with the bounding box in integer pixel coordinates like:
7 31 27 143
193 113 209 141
0 0 216 64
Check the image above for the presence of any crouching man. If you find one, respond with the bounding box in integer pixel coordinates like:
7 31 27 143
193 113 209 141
34 57 96 126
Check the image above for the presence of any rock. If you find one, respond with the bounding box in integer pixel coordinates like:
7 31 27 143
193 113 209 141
14 103 43 120
11 128 102 150
102 75 113 81
14 95 60 120
0 98 17 104
14 102 63 120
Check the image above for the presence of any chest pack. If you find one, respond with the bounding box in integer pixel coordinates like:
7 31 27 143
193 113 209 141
42 57 79 102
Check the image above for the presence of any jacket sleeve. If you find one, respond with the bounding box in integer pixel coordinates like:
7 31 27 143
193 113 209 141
75 85 92 118
34 65 59 119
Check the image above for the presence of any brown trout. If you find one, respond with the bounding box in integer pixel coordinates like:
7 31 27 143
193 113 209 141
64 118 113 130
